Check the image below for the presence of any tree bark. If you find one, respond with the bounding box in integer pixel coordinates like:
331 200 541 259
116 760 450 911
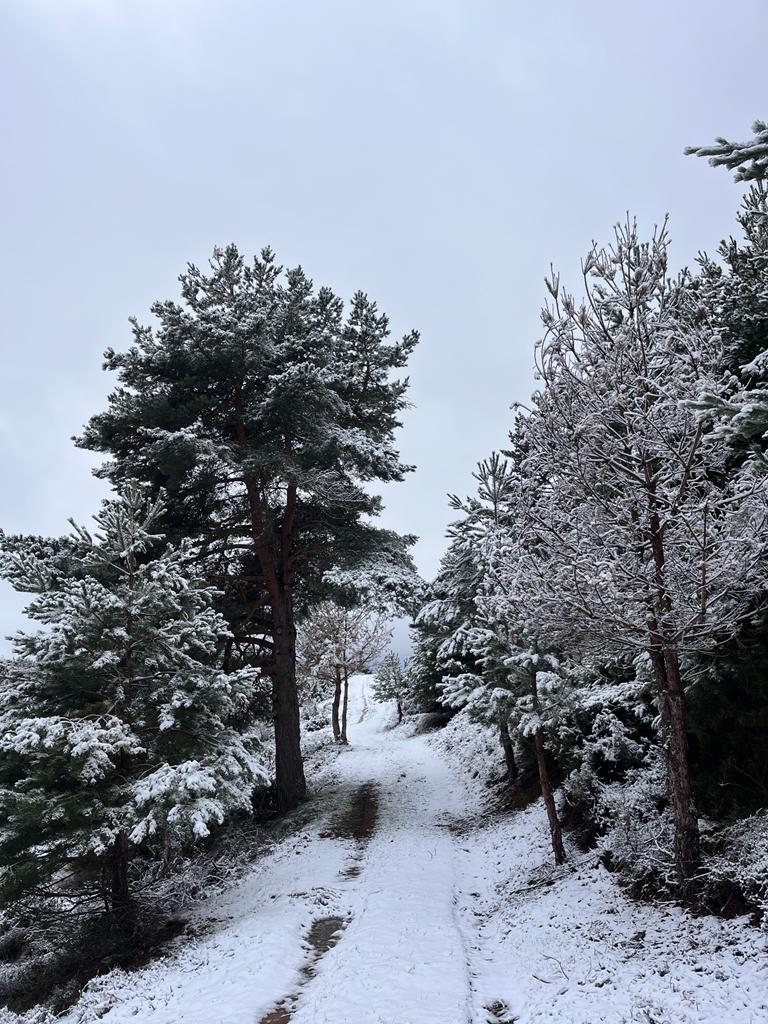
233 394 306 813
499 715 517 783
340 668 350 744
272 587 306 811
645 478 700 888
649 643 700 890
533 730 566 866
109 830 131 917
531 671 565 866
396 698 403 724
331 669 342 741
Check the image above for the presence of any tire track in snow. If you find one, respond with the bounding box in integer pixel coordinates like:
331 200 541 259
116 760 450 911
287 683 476 1024
258 916 348 1024
258 781 380 1023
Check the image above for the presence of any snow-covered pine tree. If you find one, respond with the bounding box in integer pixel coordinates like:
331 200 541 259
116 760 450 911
401 618 444 714
77 246 418 812
371 652 408 723
413 450 569 865
686 123 768 460
297 602 390 743
516 220 768 889
0 485 267 915
470 453 572 863
429 455 522 784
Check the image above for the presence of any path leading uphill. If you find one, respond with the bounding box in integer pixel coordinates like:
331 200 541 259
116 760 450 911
51 678 767 1024
271 680 476 1024
55 677 496 1024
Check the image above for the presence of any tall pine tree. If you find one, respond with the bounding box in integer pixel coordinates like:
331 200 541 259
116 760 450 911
77 246 417 810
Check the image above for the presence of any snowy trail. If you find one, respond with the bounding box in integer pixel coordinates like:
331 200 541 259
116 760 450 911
55 677 484 1024
47 676 768 1024
288 683 474 1024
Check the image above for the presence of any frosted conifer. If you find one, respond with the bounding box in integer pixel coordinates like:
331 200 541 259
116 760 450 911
0 485 267 913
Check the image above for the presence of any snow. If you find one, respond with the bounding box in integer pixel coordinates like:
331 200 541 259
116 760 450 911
5 677 766 1024
434 713 768 1024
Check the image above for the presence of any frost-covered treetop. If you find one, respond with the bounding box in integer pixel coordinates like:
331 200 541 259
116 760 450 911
513 219 768 657
78 245 418 527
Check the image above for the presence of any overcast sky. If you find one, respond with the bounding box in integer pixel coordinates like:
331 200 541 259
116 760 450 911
1 0 765 649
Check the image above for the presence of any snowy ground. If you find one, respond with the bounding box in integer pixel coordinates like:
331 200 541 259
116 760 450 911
5 676 766 1024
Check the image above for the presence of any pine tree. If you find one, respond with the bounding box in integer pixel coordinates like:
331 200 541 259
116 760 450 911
0 485 266 915
427 456 523 782
515 220 768 888
468 457 570 862
371 652 408 722
686 119 768 182
414 451 569 863
77 246 418 811
402 619 444 714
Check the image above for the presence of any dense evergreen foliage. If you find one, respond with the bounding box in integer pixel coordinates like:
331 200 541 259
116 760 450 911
0 486 266 913
76 245 418 810
404 122 768 897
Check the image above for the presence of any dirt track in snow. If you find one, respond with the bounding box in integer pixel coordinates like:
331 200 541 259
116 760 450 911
257 781 379 1023
256 685 487 1024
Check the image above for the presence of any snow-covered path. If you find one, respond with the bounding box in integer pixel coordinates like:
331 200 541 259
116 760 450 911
289 684 474 1024
52 676 484 1024
35 675 767 1024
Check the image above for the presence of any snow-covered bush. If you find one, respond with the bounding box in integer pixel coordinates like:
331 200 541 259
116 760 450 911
702 812 768 924
591 753 676 889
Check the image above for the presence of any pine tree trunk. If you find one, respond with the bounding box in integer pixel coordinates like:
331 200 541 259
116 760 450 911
235 405 306 814
645 482 700 889
396 698 403 724
110 830 131 916
499 715 517 783
533 730 566 866
531 670 565 866
650 644 700 889
332 670 342 741
272 588 306 811
340 668 350 744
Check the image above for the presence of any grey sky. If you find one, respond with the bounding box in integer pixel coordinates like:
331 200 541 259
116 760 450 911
1 0 764 650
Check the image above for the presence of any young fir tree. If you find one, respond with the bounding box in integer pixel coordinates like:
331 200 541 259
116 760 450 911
77 245 418 811
402 619 444 714
423 455 522 784
297 602 390 743
448 452 569 862
371 652 408 723
0 485 266 914
409 479 492 721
